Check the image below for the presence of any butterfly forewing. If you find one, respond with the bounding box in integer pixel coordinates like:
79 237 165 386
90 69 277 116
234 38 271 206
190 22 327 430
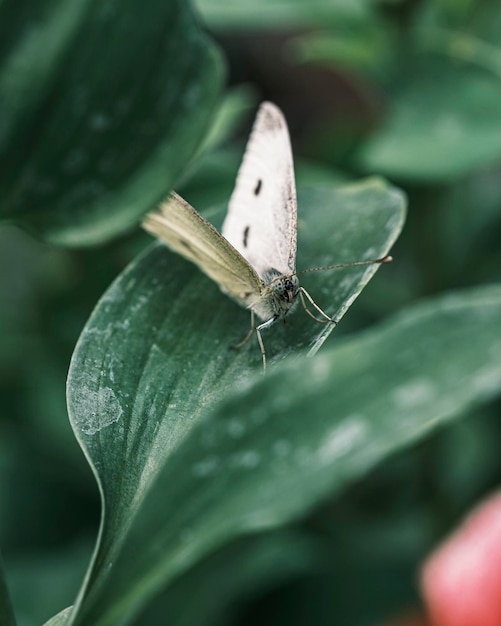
143 192 263 309
222 102 298 280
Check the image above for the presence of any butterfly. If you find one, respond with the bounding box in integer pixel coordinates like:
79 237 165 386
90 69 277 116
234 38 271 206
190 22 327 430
143 102 390 371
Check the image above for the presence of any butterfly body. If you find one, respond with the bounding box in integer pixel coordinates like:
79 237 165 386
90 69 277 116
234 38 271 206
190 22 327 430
219 266 299 323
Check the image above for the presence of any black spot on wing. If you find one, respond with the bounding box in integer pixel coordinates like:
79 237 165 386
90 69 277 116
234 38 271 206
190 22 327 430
243 226 250 248
254 179 262 195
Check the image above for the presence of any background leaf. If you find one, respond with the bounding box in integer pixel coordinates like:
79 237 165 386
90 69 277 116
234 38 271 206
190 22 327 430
0 552 16 626
0 0 223 245
7 540 90 626
66 178 405 625
139 531 320 626
357 59 501 181
194 0 372 30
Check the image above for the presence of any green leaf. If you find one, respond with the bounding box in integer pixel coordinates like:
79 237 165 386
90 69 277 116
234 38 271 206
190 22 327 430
289 22 396 75
194 0 372 30
43 607 73 626
195 84 258 154
0 553 16 626
357 60 501 181
67 271 501 625
66 179 405 625
0 0 223 246
415 0 501 71
8 539 91 626
435 165 501 270
142 531 319 626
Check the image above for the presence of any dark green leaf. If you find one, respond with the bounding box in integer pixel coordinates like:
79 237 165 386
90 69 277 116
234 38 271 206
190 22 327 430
8 540 91 626
68 272 501 625
66 179 405 625
0 0 223 245
141 531 319 626
0 553 16 626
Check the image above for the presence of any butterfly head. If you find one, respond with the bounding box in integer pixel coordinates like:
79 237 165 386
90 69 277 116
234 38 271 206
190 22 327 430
271 274 299 305
260 269 300 319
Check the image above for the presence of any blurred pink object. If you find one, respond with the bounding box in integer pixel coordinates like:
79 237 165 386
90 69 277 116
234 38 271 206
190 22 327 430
421 491 501 626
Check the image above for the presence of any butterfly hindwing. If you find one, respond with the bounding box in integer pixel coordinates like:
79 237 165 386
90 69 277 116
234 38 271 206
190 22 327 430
143 192 263 309
222 102 298 279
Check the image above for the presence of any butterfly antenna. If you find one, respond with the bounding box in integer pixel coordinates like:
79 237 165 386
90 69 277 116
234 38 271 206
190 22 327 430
296 255 392 276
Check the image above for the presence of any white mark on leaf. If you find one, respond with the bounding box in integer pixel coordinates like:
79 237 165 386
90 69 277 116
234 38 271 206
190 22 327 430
311 355 330 383
273 439 292 457
318 415 368 464
472 366 501 397
228 450 261 470
392 379 436 408
191 455 220 478
227 419 245 439
73 387 123 436
89 112 111 131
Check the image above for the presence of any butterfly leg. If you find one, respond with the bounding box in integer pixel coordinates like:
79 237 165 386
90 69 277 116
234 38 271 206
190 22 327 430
298 287 337 325
256 314 279 373
231 311 256 350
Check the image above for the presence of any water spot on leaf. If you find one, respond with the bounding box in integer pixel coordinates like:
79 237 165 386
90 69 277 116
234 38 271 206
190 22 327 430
392 379 436 408
318 415 368 464
89 112 112 131
63 149 87 175
191 455 220 478
113 319 130 331
249 408 268 426
273 439 292 457
295 447 315 467
72 386 123 436
472 366 501 397
227 419 245 438
439 116 464 138
228 450 261 470
311 355 330 382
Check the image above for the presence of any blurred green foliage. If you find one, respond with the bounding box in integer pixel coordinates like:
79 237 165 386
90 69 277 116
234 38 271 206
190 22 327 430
1 0 501 625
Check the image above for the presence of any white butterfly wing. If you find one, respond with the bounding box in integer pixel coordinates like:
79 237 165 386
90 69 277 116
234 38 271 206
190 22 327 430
142 192 263 309
222 102 297 279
